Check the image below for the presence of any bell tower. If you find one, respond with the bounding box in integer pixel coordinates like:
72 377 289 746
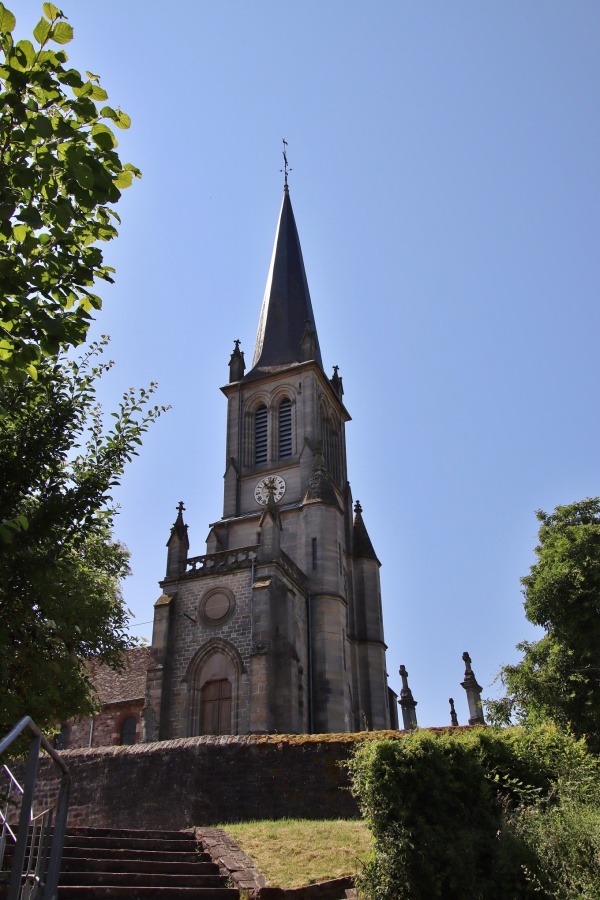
145 179 397 739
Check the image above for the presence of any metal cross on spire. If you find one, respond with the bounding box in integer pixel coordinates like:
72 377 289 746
281 138 292 186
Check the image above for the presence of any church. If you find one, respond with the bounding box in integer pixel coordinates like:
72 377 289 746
144 177 398 739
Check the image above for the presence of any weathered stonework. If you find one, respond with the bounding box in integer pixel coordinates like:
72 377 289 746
17 729 470 834
147 187 397 739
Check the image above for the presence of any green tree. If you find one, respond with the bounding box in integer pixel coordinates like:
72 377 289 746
0 2 140 383
0 340 166 734
487 499 600 751
0 5 161 735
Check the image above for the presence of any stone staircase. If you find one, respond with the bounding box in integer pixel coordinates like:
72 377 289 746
2 826 239 898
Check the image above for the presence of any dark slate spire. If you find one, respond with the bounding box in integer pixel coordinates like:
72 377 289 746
352 501 379 562
250 187 323 375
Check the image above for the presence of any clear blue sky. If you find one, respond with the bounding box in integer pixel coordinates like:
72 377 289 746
17 1 600 727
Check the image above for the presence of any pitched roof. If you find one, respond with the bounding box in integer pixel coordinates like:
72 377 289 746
248 187 323 377
89 646 151 705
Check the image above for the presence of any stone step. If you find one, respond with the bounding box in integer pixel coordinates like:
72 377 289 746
60 871 226 888
0 876 240 899
69 827 196 841
4 846 212 864
1 826 239 899
55 889 239 899
64 835 198 853
63 847 212 863
61 857 219 876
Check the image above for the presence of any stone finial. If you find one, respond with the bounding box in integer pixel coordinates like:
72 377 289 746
449 697 459 727
228 339 245 382
460 650 486 726
398 664 418 731
303 443 340 508
330 365 344 399
166 501 189 577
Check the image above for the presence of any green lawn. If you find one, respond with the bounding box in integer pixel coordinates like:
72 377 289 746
218 818 372 889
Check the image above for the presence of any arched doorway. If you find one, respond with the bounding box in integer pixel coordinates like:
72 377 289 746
185 640 243 736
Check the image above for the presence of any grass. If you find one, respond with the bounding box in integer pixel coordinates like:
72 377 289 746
217 818 372 889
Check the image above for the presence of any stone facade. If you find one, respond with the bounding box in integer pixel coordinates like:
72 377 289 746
145 186 398 739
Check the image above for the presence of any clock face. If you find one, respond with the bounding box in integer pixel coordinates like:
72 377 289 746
254 475 286 506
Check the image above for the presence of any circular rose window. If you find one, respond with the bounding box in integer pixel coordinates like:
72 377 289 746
200 589 235 624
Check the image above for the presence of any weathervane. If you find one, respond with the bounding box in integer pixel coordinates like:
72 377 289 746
281 138 292 186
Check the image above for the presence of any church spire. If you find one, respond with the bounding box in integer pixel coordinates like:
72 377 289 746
352 500 380 563
250 187 323 375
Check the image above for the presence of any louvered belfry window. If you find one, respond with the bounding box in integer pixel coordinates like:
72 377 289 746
279 398 292 458
255 404 268 464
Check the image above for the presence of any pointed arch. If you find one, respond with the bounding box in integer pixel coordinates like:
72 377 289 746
184 639 245 736
244 391 272 467
319 399 343 485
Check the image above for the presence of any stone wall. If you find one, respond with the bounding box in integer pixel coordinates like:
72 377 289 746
27 732 407 830
66 700 144 750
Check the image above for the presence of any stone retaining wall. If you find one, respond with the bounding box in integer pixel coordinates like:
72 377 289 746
26 732 410 830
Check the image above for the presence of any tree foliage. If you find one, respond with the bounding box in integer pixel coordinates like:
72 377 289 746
0 2 140 383
348 726 600 900
487 499 600 751
0 341 166 734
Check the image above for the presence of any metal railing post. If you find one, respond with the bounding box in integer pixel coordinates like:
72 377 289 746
0 717 70 900
7 732 41 900
43 772 69 900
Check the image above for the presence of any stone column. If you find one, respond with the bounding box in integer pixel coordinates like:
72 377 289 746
398 664 418 730
144 593 173 741
460 651 486 726
449 697 459 727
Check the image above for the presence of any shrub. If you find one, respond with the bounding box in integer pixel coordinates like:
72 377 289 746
348 726 599 899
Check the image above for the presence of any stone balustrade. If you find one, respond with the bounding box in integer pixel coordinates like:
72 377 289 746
185 546 258 576
184 546 307 591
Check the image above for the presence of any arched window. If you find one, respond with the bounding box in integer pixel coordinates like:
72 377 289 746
320 404 343 485
200 679 232 735
54 724 69 750
279 398 292 459
120 716 137 745
255 404 268 464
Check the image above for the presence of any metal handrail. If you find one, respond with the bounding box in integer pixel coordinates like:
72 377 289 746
1 764 23 843
0 717 70 900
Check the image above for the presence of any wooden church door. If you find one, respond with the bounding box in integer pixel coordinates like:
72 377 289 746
200 678 232 735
